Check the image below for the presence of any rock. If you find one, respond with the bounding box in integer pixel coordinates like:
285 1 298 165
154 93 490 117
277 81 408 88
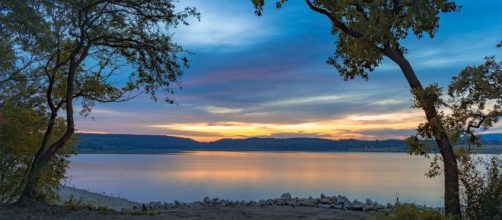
263 200 270 205
258 200 266 206
337 195 350 204
317 203 332 209
211 198 220 204
299 198 315 207
350 203 364 211
154 201 162 209
163 202 171 209
287 198 298 206
277 199 288 206
336 196 352 209
319 197 331 204
127 194 391 212
280 193 292 200
203 196 210 204
329 196 338 203
333 203 344 209
365 198 373 204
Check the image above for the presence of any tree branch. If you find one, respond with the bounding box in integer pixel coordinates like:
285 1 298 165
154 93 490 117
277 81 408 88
305 0 362 38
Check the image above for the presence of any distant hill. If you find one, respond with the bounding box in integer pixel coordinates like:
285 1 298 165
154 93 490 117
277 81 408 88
77 134 202 153
76 133 502 154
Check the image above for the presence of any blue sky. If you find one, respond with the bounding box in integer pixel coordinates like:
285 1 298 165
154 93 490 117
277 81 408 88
76 0 502 141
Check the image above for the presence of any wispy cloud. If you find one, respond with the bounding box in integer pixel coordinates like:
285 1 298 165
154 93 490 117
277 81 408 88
197 105 243 114
261 95 349 108
173 0 278 49
372 99 405 106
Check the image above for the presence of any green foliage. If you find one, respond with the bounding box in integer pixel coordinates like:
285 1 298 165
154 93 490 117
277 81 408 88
448 56 502 147
378 204 448 220
0 101 76 204
457 150 502 219
405 135 432 157
406 53 502 169
253 0 458 80
407 55 502 152
63 195 111 212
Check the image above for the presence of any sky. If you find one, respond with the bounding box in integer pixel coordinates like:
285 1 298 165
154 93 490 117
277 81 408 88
76 0 502 142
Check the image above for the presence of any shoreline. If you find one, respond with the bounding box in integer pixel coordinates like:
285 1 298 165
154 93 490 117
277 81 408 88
58 186 442 212
0 186 441 219
58 186 140 210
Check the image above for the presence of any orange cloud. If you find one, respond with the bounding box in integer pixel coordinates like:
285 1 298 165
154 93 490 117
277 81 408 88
150 110 425 141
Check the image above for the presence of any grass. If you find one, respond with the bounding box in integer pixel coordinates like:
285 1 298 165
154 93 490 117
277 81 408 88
62 195 112 212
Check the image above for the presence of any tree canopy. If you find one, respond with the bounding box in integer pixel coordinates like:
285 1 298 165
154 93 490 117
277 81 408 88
253 0 458 80
0 0 199 202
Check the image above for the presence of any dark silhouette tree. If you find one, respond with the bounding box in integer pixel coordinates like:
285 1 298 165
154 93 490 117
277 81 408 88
252 0 461 216
0 0 198 204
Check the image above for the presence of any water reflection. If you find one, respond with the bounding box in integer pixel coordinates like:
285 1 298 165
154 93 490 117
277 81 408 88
67 152 444 206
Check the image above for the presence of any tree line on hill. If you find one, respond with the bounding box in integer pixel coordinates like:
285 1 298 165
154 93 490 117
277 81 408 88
76 133 502 154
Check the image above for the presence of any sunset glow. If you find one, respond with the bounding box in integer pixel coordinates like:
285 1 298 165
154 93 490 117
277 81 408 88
148 111 425 141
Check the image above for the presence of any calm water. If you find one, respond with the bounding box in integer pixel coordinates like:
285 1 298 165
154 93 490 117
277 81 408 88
66 152 445 206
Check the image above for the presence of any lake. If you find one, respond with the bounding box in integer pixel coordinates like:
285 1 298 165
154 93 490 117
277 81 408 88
66 152 445 207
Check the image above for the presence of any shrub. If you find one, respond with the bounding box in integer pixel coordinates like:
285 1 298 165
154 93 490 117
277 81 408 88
457 150 502 219
378 204 450 220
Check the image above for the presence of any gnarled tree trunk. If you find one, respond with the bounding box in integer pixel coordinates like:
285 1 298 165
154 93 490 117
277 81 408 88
16 50 79 205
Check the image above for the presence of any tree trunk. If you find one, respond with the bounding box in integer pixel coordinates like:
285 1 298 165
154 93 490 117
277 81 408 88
15 112 55 204
384 47 461 216
16 131 74 205
16 151 53 204
16 48 80 204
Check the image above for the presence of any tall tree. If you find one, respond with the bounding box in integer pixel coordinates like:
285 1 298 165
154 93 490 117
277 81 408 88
0 0 198 203
252 0 461 216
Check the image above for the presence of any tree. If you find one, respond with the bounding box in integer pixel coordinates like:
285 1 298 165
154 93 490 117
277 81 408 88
408 46 502 218
0 0 199 203
0 87 76 204
252 0 462 216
